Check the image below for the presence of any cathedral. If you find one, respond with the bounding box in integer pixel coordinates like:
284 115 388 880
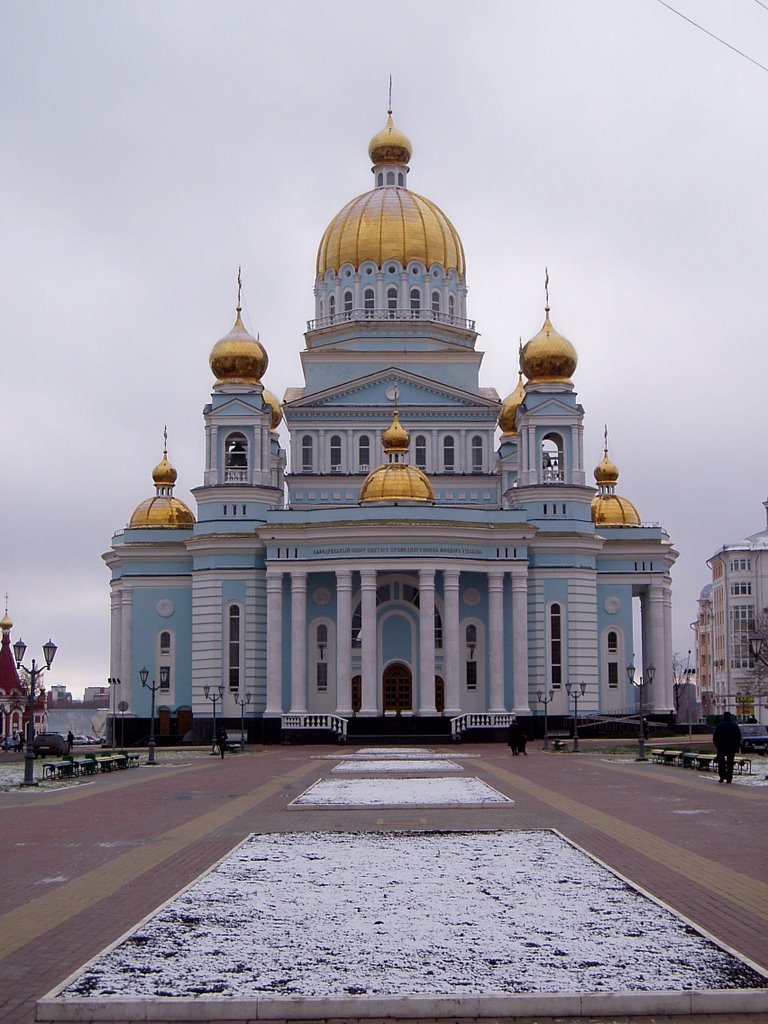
104 109 678 744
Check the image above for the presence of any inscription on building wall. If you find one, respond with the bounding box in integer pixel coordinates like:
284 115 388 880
310 544 484 558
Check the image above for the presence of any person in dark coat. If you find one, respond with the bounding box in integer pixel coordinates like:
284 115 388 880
67 730 74 753
507 721 522 756
217 726 228 759
712 712 742 784
517 730 528 756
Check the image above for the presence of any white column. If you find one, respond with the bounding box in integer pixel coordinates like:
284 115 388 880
120 589 132 694
336 569 353 715
443 568 461 714
418 568 436 714
488 570 505 712
663 584 674 712
511 570 530 713
289 570 308 713
265 570 283 715
646 584 667 712
361 568 378 714
110 588 122 680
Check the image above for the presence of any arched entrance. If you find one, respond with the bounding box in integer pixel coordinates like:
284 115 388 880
382 662 412 713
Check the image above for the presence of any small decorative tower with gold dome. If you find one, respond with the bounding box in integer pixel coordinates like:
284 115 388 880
129 431 196 529
591 429 641 527
359 405 435 505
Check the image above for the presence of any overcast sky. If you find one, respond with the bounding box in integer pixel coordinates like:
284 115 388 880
2 0 767 697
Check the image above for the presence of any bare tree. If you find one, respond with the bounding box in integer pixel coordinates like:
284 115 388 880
744 613 768 713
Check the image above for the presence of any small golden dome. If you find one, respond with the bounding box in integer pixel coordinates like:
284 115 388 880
0 612 12 632
368 111 412 166
591 494 641 527
129 496 196 529
360 463 435 504
262 388 283 432
521 308 578 384
498 371 526 437
594 450 619 486
152 452 178 486
209 310 268 385
382 410 409 452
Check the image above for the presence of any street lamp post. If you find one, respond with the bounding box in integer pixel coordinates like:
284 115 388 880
536 688 555 749
140 666 167 765
565 681 586 752
13 638 57 787
234 692 252 751
203 684 225 754
107 677 120 747
626 662 656 761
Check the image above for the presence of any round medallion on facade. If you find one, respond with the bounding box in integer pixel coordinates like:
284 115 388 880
157 599 175 617
313 587 331 606
463 588 481 607
603 596 621 615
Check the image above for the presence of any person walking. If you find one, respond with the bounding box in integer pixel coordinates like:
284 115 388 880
217 726 228 759
67 730 74 754
713 712 742 784
507 721 521 756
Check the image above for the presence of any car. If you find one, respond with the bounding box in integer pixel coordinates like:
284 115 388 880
32 732 69 758
739 723 768 753
72 734 90 746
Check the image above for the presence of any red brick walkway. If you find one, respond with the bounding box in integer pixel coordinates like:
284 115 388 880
0 742 766 1023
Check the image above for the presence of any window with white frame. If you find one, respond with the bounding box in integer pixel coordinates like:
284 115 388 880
415 435 427 469
358 435 370 471
158 630 172 691
550 603 563 689
330 435 342 472
443 436 455 472
228 606 241 691
301 435 313 472
471 435 483 473
225 432 248 483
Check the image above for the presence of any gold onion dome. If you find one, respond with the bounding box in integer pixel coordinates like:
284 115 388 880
130 440 195 529
498 371 526 437
368 111 412 165
209 308 268 386
316 113 465 276
0 612 11 632
591 437 640 527
262 388 283 432
521 307 578 384
360 409 435 505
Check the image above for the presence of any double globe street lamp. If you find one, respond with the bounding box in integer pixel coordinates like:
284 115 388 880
536 688 555 750
565 681 586 752
139 666 168 765
203 684 225 754
13 638 57 786
234 691 252 751
626 662 655 761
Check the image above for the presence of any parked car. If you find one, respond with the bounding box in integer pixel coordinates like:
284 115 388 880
32 732 69 758
72 735 90 746
1 736 15 751
739 723 768 753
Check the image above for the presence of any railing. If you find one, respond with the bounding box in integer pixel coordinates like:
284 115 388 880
224 469 248 484
451 712 515 739
282 713 348 739
307 308 476 332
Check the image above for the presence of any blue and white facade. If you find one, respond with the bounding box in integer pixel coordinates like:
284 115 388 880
104 112 678 742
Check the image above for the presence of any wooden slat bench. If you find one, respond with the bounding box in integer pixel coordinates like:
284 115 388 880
42 760 75 780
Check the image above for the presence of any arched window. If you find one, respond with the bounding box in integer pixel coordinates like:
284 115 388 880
542 433 564 483
431 290 441 314
415 435 427 470
387 287 398 316
434 608 443 649
228 605 241 691
397 171 405 186
550 603 562 689
225 432 248 483
465 624 478 690
158 630 172 691
319 299 324 318
448 294 455 317
377 172 383 186
359 435 370 471
410 288 421 314
343 290 353 315
330 435 342 472
364 288 375 316
386 170 395 185
316 624 328 690
328 294 336 318
301 435 313 473
443 435 455 473
351 676 362 713
471 435 483 473
607 631 618 653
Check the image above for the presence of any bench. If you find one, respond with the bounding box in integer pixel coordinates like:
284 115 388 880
552 739 569 752
696 753 717 771
661 749 684 765
650 748 667 763
680 752 699 769
43 760 75 780
119 751 140 766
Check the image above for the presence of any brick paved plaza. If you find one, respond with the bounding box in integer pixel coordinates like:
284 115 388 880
1 741 766 1024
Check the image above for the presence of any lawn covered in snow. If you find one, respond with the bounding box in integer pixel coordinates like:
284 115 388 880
331 758 462 773
58 830 766 1000
290 776 508 806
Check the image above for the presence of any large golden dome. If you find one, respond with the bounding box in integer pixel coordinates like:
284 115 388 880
209 310 268 385
521 307 577 384
262 387 283 432
317 188 465 277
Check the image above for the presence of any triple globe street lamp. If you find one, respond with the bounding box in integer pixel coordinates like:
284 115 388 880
13 637 57 787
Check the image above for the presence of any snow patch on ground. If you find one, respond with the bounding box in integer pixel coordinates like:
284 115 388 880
58 830 767 1000
332 759 462 774
290 776 509 807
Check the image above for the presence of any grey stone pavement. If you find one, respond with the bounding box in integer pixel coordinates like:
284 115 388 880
0 738 767 1023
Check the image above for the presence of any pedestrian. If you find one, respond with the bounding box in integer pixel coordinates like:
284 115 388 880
217 726 228 759
507 721 521 756
712 712 742 784
67 730 74 753
518 731 528 756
